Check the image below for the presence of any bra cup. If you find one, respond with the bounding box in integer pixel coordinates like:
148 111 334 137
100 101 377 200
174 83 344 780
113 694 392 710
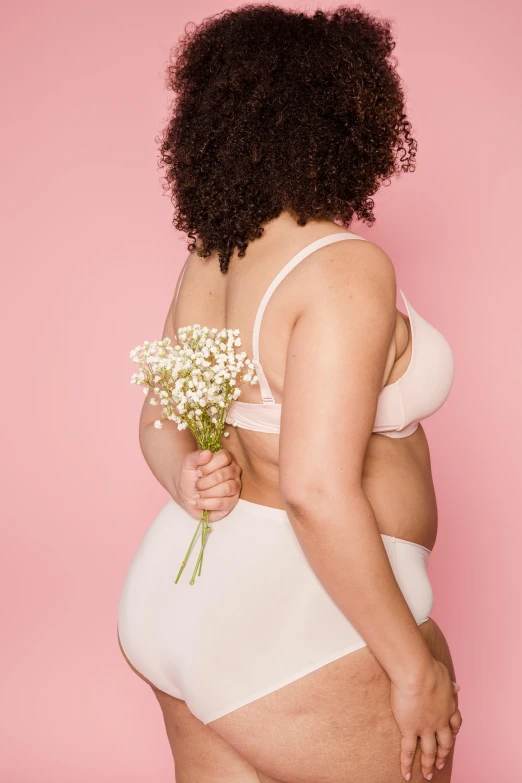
400 310 455 427
373 384 405 433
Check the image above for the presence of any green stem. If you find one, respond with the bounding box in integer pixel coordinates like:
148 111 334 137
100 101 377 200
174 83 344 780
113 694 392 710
174 514 204 584
190 511 211 584
190 538 204 585
198 511 210 576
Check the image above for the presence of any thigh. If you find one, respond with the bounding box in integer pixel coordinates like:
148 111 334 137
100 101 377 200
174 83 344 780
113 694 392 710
118 633 266 783
153 688 282 783
154 690 266 783
208 619 458 783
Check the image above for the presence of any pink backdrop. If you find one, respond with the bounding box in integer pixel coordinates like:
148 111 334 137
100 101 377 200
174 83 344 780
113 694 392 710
1 1 519 780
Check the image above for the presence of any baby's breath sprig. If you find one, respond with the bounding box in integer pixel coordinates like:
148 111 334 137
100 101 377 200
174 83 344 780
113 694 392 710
130 325 258 584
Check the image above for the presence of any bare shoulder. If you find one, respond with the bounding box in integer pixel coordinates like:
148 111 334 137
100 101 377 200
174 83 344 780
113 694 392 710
310 237 396 290
291 236 397 324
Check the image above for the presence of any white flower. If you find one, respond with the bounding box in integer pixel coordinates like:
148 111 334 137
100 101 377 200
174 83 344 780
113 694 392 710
154 420 163 429
130 324 257 444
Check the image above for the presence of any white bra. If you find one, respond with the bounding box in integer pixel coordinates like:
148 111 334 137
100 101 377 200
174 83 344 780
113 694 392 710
220 233 455 438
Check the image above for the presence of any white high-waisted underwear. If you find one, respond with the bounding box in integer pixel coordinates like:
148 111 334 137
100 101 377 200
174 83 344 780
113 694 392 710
117 497 433 724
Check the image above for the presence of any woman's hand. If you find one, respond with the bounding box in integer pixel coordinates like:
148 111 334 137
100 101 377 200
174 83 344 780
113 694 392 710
391 659 463 781
176 448 242 522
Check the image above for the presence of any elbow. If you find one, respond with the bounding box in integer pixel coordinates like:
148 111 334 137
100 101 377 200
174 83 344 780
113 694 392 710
280 478 364 525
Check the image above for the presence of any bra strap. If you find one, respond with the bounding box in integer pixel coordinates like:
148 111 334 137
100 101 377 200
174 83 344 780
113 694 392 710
252 232 367 403
173 258 189 313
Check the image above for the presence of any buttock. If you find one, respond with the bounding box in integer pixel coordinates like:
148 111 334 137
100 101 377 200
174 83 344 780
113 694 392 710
117 497 433 724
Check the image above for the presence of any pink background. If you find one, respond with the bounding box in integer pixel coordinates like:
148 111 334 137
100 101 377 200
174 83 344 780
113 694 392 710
1 1 519 780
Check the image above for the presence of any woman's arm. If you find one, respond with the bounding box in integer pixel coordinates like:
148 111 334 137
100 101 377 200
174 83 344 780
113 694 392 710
137 257 241 522
278 240 459 781
138 258 196 505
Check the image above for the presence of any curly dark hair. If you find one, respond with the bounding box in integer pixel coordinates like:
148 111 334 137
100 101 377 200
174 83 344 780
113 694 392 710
158 4 417 273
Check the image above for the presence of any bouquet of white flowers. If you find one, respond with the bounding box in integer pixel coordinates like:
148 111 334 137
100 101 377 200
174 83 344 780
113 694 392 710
130 325 258 584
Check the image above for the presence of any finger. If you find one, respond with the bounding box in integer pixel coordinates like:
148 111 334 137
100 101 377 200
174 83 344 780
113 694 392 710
207 505 235 523
419 732 437 780
196 463 241 491
192 479 240 501
182 448 214 471
400 733 417 781
186 495 231 513
434 726 454 771
206 495 239 523
449 708 463 736
196 448 232 478
196 448 215 465
452 681 460 693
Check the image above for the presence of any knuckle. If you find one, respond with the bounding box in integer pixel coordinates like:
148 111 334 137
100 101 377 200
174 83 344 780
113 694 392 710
225 466 237 482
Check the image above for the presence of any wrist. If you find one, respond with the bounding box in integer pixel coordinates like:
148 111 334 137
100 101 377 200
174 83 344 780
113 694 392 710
390 652 438 692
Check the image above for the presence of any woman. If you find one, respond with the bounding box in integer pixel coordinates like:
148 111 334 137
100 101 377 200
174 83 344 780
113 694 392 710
118 5 462 782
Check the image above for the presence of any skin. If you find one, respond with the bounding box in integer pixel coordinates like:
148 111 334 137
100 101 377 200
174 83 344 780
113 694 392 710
120 211 462 782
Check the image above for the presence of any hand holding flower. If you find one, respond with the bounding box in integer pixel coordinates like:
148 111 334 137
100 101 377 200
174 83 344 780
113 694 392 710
177 447 242 522
130 324 256 584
